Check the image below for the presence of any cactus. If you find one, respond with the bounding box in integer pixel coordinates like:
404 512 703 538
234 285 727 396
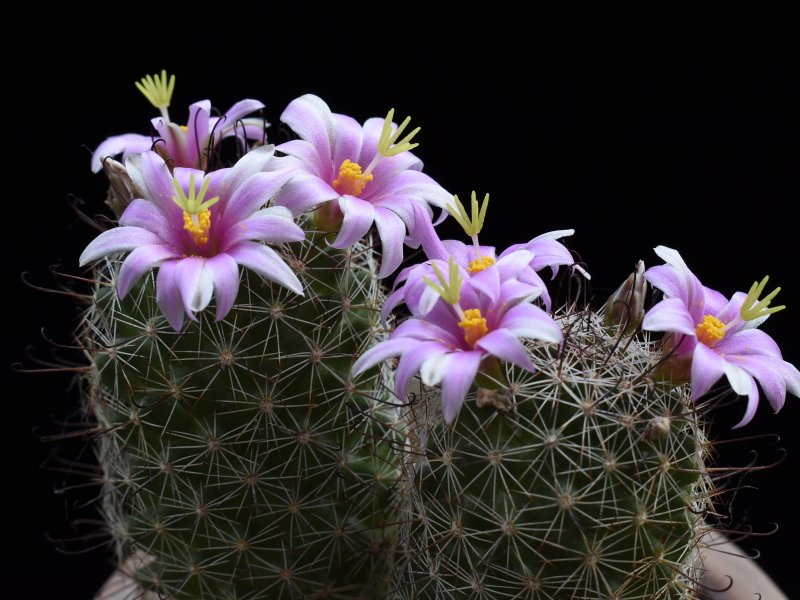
82 232 401 599
391 309 710 599
73 79 799 600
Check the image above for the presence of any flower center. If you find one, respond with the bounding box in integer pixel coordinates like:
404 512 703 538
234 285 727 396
171 172 220 247
459 308 489 347
695 314 725 347
333 159 373 197
183 209 212 245
468 255 495 274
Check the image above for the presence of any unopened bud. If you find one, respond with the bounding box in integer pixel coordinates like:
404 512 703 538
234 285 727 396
604 260 647 335
103 159 136 218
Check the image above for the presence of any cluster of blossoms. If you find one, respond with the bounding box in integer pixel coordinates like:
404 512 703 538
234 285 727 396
82 71 799 427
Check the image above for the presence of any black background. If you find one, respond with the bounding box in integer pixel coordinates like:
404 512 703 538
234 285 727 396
4 8 799 598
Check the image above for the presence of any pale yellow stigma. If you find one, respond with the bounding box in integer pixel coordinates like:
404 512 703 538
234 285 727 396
333 159 373 196
468 255 495 274
377 108 420 158
135 70 176 120
696 314 725 347
447 191 490 239
459 308 489 347
172 173 220 245
183 210 211 245
423 256 463 305
740 275 786 322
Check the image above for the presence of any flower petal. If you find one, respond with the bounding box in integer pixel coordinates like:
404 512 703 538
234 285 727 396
475 329 535 372
646 246 704 322
220 99 266 130
732 378 760 429
155 260 184 331
714 328 783 358
125 151 182 218
642 297 697 336
206 253 240 321
274 173 338 216
175 257 213 317
352 337 416 377
185 100 211 168
118 198 178 239
395 341 449 400
408 201 449 262
152 119 192 167
222 206 305 249
222 145 278 193
498 303 563 343
276 140 325 176
373 207 406 278
227 241 303 296
79 227 164 266
331 113 364 172
331 196 375 249
91 133 153 173
690 343 752 401
118 245 178 299
689 343 727 400
219 170 294 228
280 94 334 179
469 264 501 306
440 351 483 423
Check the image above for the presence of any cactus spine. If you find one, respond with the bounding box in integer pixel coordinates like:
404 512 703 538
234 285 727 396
393 310 710 599
82 231 401 599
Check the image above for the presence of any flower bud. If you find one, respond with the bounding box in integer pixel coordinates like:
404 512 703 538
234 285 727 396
102 159 135 218
604 260 647 335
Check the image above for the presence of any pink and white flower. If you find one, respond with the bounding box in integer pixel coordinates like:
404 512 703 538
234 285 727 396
642 246 800 427
80 147 304 330
91 71 267 173
273 94 452 277
353 257 562 422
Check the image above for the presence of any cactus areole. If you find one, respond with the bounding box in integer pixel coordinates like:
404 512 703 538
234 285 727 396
74 73 800 599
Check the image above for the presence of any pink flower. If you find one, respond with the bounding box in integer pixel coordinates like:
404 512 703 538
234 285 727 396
91 71 267 173
273 94 452 277
642 246 800 427
80 147 304 330
354 257 562 423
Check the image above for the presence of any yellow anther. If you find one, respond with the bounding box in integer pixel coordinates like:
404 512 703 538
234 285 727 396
333 159 373 196
459 308 489 347
740 275 786 321
695 314 725 347
135 70 176 111
447 191 490 238
183 210 211 245
468 255 495 274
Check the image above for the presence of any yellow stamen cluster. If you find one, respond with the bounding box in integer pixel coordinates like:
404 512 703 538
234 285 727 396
183 210 211 245
740 275 785 321
377 108 420 158
423 256 463 305
135 70 176 111
695 314 726 347
468 255 495 274
172 173 220 246
333 159 373 197
459 308 489 347
447 191 490 238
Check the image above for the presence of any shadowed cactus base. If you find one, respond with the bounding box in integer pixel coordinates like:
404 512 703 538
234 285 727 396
394 310 710 599
81 234 402 599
